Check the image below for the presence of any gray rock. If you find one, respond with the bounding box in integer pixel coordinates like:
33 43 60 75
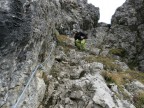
0 0 100 107
89 62 104 71
127 81 144 92
1 0 141 108
41 44 136 108
70 66 84 79
109 83 119 94
100 49 109 57
110 0 144 72
70 90 84 100
90 48 101 55
139 60 144 72
114 60 129 71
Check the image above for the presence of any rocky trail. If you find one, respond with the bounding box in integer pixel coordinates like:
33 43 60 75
39 36 144 108
1 0 144 108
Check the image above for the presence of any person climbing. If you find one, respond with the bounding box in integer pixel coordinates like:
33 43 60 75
74 31 88 50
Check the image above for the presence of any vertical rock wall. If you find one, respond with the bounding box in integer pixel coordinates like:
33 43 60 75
0 0 99 107
109 0 144 71
0 0 56 107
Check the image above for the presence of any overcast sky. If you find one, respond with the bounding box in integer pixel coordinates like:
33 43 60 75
88 0 126 24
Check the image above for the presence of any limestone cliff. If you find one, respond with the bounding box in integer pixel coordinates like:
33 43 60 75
0 0 144 108
40 38 137 108
0 0 99 107
110 0 144 71
89 0 144 72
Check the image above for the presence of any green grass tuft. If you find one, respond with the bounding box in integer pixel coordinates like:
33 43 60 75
109 48 127 57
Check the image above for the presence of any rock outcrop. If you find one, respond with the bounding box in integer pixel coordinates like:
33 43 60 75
1 0 144 108
0 0 56 107
0 0 99 107
110 0 144 71
40 38 137 108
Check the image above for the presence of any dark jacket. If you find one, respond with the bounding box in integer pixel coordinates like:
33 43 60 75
74 32 87 40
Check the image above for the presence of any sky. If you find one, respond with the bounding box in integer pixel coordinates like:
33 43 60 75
88 0 126 24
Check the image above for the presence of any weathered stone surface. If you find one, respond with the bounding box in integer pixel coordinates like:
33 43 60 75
0 0 56 107
109 0 144 71
114 60 129 71
125 81 144 93
56 0 99 34
0 0 100 107
100 49 109 57
2 0 144 108
41 45 135 108
89 48 101 55
86 23 110 50
70 66 84 79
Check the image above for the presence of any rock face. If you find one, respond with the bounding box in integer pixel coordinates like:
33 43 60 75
1 0 144 108
57 0 99 34
87 23 110 48
0 0 56 107
0 0 99 108
41 45 136 108
110 0 144 71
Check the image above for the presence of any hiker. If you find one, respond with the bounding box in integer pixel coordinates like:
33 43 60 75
74 31 88 50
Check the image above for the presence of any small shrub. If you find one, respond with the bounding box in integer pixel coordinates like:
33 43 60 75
109 48 126 57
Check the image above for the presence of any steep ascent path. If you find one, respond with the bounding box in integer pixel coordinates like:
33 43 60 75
39 35 143 108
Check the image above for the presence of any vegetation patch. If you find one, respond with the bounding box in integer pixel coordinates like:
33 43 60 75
56 34 75 54
102 71 132 86
57 35 67 41
62 44 74 54
109 48 127 57
84 55 122 71
126 70 144 84
128 60 139 70
133 91 144 108
56 35 71 45
102 71 132 100
102 69 144 85
102 70 144 106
